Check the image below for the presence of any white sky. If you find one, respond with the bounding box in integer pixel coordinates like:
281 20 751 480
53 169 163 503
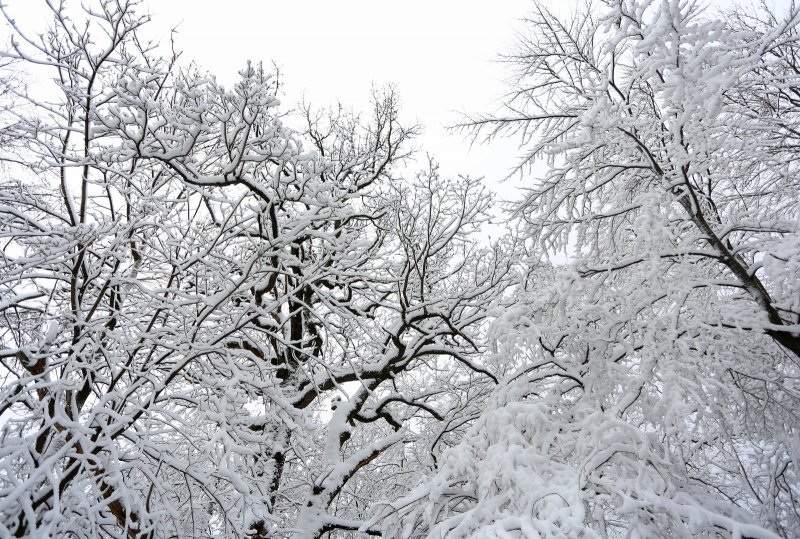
142 0 545 193
3 0 780 196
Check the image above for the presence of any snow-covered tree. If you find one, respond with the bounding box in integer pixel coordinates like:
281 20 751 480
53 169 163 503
5 0 798 537
0 1 510 537
381 1 800 537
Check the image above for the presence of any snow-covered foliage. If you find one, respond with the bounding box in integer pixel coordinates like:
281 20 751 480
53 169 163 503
381 264 797 537
378 1 800 537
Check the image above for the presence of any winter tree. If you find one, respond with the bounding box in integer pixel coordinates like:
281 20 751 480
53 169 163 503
379 0 800 537
3 0 799 537
0 1 511 537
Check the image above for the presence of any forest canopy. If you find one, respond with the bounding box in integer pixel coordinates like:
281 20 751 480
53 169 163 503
0 0 798 538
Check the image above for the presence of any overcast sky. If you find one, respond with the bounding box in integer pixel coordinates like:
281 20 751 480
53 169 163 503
140 0 546 191
4 0 779 195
